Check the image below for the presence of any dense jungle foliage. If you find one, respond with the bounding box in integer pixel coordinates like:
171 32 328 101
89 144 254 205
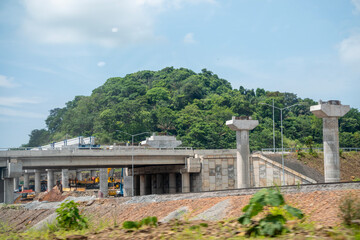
24 67 360 150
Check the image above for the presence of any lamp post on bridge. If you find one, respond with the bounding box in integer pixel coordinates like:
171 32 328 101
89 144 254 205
260 102 303 185
116 130 150 196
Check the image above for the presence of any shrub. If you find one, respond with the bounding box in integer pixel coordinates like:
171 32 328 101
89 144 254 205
339 194 360 226
238 188 304 237
122 221 141 229
297 150 306 160
122 216 158 229
55 200 88 230
309 151 318 158
339 149 344 158
352 177 360 182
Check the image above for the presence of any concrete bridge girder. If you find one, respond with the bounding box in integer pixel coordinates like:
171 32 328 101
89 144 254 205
0 149 239 202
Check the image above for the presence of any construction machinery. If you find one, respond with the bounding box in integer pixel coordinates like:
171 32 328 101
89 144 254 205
20 189 36 201
69 168 123 196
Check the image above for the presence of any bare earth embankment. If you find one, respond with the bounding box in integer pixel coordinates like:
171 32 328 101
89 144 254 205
1 183 360 239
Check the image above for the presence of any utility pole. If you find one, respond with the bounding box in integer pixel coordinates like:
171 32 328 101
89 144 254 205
261 102 302 185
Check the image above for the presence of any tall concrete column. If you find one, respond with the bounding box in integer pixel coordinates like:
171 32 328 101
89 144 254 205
47 169 54 191
13 177 19 191
23 172 30 189
169 173 176 194
311 100 350 182
226 116 259 188
181 172 190 193
62 169 69 188
140 175 146 196
35 170 41 193
99 168 108 198
4 178 14 204
156 174 163 194
151 174 156 194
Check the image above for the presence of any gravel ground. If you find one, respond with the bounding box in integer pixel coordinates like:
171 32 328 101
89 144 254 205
191 199 230 221
2 185 360 232
160 206 189 223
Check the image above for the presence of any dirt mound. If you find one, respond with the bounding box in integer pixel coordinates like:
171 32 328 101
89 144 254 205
38 186 68 202
281 152 360 181
13 195 23 204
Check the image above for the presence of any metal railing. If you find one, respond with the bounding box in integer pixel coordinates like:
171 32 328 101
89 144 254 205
261 147 360 153
0 145 193 151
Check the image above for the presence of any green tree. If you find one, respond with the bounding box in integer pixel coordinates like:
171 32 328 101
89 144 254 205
26 129 51 147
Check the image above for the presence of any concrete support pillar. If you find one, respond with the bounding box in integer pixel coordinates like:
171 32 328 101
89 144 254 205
62 169 69 188
13 177 19 191
76 171 82 181
35 170 41 193
181 172 190 193
47 169 54 191
99 168 108 198
311 100 350 182
226 116 259 188
140 175 146 196
4 178 14 204
156 174 163 194
0 179 4 203
236 130 250 188
169 173 176 194
53 171 58 186
90 170 97 177
151 174 156 194
24 172 30 189
323 118 340 181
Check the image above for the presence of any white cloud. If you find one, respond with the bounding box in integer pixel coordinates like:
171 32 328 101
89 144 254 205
184 32 196 44
21 0 159 47
0 75 20 88
97 61 106 67
339 34 360 65
165 0 217 9
352 0 360 13
21 0 215 47
0 107 46 118
0 97 41 107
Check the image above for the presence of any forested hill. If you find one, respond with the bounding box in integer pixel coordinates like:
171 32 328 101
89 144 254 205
25 67 360 150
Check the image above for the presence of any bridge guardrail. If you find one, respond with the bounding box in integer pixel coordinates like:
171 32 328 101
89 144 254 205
0 146 193 151
261 147 360 153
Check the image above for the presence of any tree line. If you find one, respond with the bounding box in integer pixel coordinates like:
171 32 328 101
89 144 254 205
24 67 360 150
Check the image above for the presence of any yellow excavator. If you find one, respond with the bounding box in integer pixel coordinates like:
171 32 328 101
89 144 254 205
70 168 123 196
94 168 122 196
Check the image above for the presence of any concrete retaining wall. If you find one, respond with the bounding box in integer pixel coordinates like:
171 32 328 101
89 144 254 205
197 152 315 192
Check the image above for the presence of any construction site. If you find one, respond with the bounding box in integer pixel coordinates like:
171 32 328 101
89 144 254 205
1 100 360 239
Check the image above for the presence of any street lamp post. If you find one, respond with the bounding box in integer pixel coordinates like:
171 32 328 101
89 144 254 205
260 102 301 185
116 130 150 196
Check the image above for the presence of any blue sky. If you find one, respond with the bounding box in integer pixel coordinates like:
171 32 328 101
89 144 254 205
1 0 360 147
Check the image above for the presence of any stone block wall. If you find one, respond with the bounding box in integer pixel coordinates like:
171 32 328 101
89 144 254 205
190 173 202 192
200 154 237 191
198 152 316 191
251 154 315 187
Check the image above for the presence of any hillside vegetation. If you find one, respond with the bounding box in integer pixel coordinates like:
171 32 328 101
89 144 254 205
24 67 360 150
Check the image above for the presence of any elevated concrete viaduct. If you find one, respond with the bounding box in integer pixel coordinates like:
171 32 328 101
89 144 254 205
0 148 196 203
0 148 193 169
0 148 320 204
